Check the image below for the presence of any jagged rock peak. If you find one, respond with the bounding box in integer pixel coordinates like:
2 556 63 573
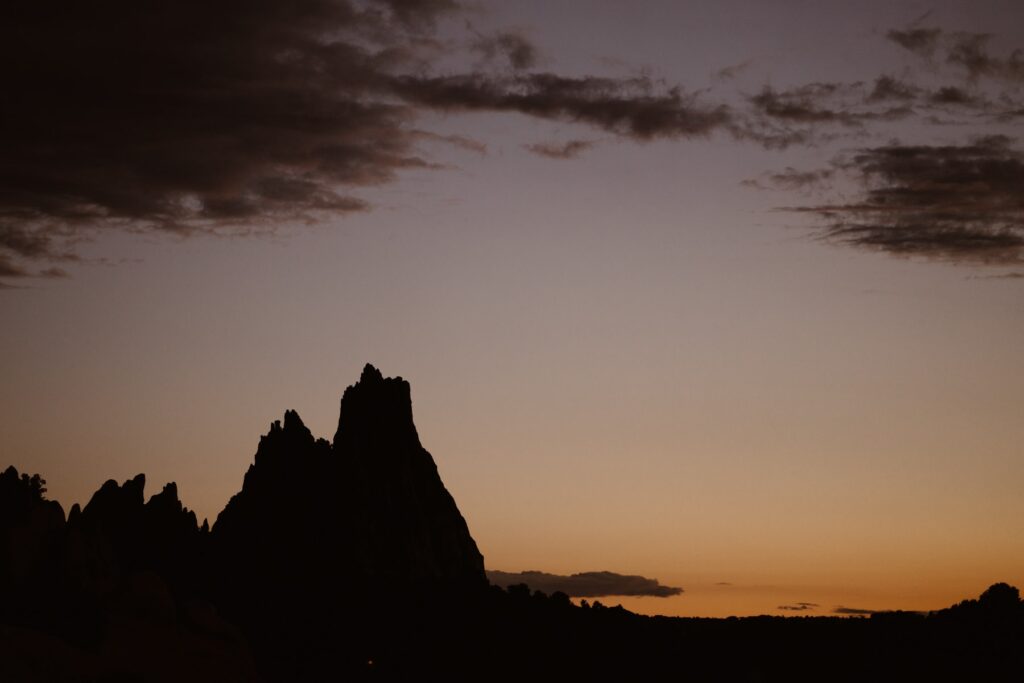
255 410 317 468
333 363 418 449
361 363 384 384
263 409 312 437
147 482 182 512
84 474 146 516
283 409 306 431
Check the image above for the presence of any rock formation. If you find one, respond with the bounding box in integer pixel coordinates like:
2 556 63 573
0 364 486 680
2 364 1024 681
212 363 484 585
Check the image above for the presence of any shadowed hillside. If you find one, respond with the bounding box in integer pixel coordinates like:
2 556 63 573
2 365 1022 681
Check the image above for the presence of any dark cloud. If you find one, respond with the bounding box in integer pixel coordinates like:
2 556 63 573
887 25 1024 83
0 251 69 282
5 3 1023 285
792 136 1024 264
38 267 69 279
2 0 744 284
472 31 538 71
393 73 733 140
994 106 1024 122
1 0 469 280
487 570 683 598
525 139 596 159
866 76 921 103
749 85 854 125
946 32 1024 82
746 84 913 144
375 0 461 28
778 602 818 612
834 606 876 615
887 27 943 58
928 86 987 108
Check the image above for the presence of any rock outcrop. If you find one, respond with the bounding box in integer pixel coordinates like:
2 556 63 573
0 364 487 680
212 364 485 586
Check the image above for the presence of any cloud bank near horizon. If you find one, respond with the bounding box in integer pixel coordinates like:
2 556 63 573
487 569 683 598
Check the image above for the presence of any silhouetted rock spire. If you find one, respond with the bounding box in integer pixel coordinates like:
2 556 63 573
334 363 420 451
213 364 485 588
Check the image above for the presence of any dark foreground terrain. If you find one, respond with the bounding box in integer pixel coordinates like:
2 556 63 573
2 366 1021 681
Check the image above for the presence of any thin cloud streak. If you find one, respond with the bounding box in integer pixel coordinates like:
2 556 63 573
524 139 597 159
778 602 819 612
488 570 683 598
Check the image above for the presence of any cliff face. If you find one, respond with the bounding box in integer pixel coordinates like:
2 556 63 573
212 364 485 587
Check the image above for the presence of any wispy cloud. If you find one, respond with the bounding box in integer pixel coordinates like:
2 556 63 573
778 602 819 612
742 167 834 191
524 139 597 159
786 136 1024 264
887 24 1024 83
887 27 943 59
967 271 1024 280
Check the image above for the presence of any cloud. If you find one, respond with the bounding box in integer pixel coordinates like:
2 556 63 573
967 271 1024 280
994 106 1024 122
866 76 921 103
928 86 987 108
887 24 1024 83
0 239 75 282
789 136 1024 264
2 0 468 278
376 0 461 28
741 83 914 148
750 84 859 125
471 30 539 71
946 32 1024 82
0 255 29 279
5 5 1023 285
887 27 943 58
2 0 744 283
715 60 753 81
392 73 733 140
525 139 597 159
778 602 818 612
834 606 876 615
487 570 683 598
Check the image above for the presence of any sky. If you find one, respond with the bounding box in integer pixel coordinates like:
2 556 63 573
2 0 1023 617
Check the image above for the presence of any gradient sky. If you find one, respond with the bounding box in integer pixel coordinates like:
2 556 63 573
2 1 1023 617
